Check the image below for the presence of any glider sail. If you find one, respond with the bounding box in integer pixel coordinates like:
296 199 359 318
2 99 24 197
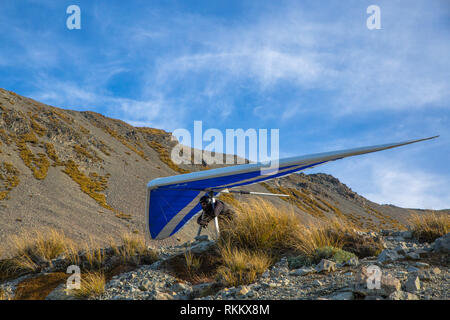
146 136 438 240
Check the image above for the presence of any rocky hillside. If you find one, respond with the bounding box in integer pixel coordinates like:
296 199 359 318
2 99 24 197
0 88 448 252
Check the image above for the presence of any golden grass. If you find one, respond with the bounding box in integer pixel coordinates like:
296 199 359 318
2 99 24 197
83 245 106 271
184 249 202 275
73 144 101 162
219 198 304 254
62 160 112 210
408 212 449 243
147 140 190 174
16 136 50 180
0 288 11 300
0 161 20 200
111 233 158 266
10 228 70 262
0 255 39 281
31 118 46 137
103 126 147 160
44 142 62 166
0 228 74 280
71 272 105 299
293 220 348 257
216 244 272 287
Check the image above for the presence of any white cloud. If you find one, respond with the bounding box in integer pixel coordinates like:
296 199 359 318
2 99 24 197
365 165 449 210
312 154 450 210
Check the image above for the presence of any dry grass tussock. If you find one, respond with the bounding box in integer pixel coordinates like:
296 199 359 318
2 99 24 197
71 272 106 299
219 198 305 254
408 212 449 243
216 243 272 287
110 233 158 265
10 228 71 261
0 228 76 280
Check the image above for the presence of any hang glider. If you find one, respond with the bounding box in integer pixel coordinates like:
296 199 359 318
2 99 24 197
146 136 438 240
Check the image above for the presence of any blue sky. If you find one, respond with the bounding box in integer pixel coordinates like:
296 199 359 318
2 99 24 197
0 0 449 209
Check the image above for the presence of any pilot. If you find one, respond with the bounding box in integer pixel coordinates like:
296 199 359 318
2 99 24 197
196 195 235 228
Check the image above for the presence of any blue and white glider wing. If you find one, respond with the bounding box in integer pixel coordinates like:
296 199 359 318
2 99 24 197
146 136 438 239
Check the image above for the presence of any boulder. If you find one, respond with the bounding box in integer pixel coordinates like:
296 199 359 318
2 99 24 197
328 291 354 300
155 292 174 300
431 267 441 275
191 282 217 298
315 259 336 273
417 270 433 281
45 283 76 300
388 291 419 300
377 249 403 264
236 286 250 297
407 266 419 273
394 243 408 255
289 267 316 276
434 233 450 254
400 231 413 239
354 266 401 297
404 276 421 292
189 240 216 254
138 279 152 291
415 262 429 268
406 252 420 260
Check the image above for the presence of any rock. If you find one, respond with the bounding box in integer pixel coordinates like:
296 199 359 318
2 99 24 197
171 282 190 293
236 286 249 297
407 266 419 273
415 262 430 269
417 270 433 281
194 235 209 242
364 295 384 300
354 266 401 297
155 292 173 300
414 248 429 258
431 267 441 275
394 243 408 255
433 233 450 253
328 291 354 300
377 249 403 264
139 279 152 291
400 231 413 239
189 240 215 254
405 252 420 260
45 283 76 300
381 229 394 236
315 259 336 273
404 276 421 292
271 257 289 275
289 267 316 276
388 291 419 300
313 280 322 286
191 282 216 298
